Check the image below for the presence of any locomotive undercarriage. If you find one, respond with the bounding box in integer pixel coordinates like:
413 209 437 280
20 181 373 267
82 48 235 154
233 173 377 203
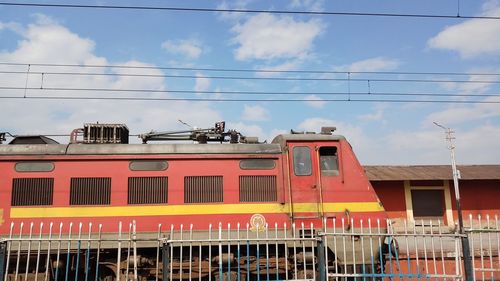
3 244 386 281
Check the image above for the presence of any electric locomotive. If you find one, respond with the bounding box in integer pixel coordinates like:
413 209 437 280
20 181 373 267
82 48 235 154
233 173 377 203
0 122 387 280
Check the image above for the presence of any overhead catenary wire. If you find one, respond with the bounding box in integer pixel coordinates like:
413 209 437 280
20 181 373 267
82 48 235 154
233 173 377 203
0 70 499 84
0 95 498 104
1 62 500 76
0 2 499 20
1 86 500 98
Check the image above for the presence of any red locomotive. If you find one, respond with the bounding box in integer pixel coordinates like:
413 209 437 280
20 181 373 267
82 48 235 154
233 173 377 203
0 122 387 280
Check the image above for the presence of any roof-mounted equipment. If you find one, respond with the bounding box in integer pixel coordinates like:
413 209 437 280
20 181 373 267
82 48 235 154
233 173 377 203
139 121 247 144
70 123 129 144
321 126 336 135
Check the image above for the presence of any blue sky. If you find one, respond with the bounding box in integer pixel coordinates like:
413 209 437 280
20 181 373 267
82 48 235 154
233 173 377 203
0 0 499 165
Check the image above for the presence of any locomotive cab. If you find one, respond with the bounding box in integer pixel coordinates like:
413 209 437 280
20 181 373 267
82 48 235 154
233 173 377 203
272 129 385 226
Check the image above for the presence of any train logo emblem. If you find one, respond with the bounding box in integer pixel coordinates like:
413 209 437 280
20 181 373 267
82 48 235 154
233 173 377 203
250 214 266 232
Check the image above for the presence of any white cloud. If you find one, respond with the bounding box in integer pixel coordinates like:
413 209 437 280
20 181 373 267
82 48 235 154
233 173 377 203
438 71 499 94
0 18 98 64
358 109 385 122
194 73 211 92
242 105 270 121
231 13 323 60
0 21 23 33
216 0 253 22
424 96 500 125
427 5 500 58
289 0 324 11
0 16 222 142
254 60 302 77
303 94 326 108
337 57 400 72
161 39 204 59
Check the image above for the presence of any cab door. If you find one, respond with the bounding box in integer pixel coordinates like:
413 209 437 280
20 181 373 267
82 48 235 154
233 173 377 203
287 142 321 219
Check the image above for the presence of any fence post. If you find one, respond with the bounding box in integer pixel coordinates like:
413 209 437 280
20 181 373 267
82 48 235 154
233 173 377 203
0 241 6 281
461 235 474 281
162 240 170 281
317 234 326 281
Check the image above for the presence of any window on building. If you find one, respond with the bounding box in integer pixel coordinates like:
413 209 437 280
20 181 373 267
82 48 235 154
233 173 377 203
293 146 312 176
411 189 445 222
319 147 339 176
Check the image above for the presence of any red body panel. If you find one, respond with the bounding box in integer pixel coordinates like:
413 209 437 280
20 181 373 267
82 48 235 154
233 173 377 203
0 138 387 235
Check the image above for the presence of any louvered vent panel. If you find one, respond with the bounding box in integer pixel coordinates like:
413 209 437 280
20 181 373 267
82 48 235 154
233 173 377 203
239 176 277 202
12 178 54 206
184 176 223 203
128 177 168 204
70 177 111 205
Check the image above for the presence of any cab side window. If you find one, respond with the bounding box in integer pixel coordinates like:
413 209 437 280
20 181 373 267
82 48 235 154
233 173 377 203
319 146 339 176
293 146 312 176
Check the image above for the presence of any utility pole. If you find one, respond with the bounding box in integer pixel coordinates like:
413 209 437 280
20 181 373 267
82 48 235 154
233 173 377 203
434 122 473 280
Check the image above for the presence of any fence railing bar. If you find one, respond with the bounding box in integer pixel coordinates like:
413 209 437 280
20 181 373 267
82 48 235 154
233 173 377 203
4 223 13 281
155 223 162 281
349 219 356 280
436 220 447 280
84 223 92 281
429 221 438 281
284 222 289 281
359 219 366 281
74 222 83 281
368 218 375 281
94 224 102 281
292 222 298 280
275 222 279 281
24 222 34 281
125 222 132 281
189 224 193 281
34 222 43 281
477 215 485 281
342 219 348 278
116 222 122 281
496 215 500 279
43 223 53 281
54 223 63 281
169 224 174 281
133 221 138 281
208 224 212 281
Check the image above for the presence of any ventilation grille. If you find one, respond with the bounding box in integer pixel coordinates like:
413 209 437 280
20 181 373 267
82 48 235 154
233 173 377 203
70 177 111 205
239 176 277 202
128 177 168 204
184 176 223 203
12 178 54 206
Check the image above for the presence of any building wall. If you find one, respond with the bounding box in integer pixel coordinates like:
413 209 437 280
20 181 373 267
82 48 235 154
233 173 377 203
372 179 500 228
371 180 406 219
448 179 500 220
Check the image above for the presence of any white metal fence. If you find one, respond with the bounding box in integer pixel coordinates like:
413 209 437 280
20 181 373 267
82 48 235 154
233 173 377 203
0 215 498 281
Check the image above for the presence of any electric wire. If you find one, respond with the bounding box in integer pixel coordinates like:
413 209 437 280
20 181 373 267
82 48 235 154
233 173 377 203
2 62 500 76
1 70 499 84
0 95 498 104
0 2 498 20
1 86 500 98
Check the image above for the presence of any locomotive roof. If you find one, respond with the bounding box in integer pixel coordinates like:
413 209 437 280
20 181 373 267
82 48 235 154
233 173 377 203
0 133 346 156
271 133 345 147
0 143 282 155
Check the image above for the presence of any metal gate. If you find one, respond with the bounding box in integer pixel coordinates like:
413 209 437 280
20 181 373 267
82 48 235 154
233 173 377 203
0 215 499 281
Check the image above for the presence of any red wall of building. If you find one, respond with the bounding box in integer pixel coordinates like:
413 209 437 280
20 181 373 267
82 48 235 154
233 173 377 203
371 180 407 219
448 179 500 220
